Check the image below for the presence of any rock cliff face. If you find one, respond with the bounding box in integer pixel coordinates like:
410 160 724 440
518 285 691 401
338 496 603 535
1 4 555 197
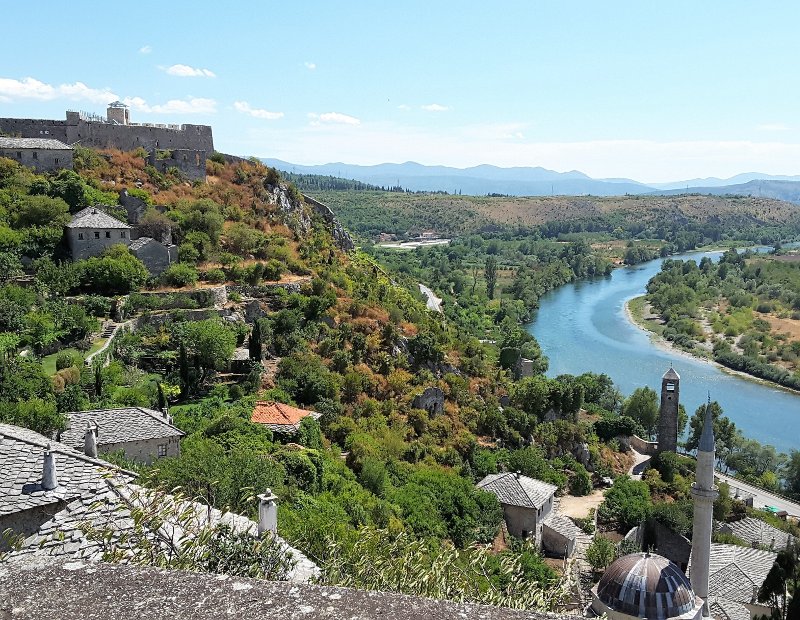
266 184 354 252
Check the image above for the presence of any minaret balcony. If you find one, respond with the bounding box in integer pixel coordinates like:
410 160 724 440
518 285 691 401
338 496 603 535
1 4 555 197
690 483 719 501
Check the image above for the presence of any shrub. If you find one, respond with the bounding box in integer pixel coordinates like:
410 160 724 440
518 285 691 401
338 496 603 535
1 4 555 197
263 259 283 281
163 263 199 288
203 268 226 283
55 351 79 371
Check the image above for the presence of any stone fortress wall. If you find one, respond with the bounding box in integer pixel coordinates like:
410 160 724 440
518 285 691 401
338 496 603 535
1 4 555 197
0 106 213 179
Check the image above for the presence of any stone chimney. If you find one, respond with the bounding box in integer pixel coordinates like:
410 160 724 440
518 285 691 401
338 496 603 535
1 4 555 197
514 471 521 479
42 445 57 490
257 489 278 535
84 421 98 458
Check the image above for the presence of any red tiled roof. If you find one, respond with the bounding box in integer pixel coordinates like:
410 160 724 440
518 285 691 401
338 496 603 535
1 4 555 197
250 401 319 431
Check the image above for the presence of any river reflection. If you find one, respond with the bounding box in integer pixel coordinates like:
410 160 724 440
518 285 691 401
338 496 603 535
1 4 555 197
527 249 800 453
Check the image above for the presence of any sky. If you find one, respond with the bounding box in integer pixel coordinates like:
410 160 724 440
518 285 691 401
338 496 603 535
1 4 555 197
1 1 799 182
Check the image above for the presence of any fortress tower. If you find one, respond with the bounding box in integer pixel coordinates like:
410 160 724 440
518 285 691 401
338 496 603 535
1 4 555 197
690 399 719 617
657 366 679 453
106 101 130 125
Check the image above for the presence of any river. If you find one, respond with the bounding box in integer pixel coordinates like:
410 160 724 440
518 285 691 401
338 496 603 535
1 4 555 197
527 249 800 454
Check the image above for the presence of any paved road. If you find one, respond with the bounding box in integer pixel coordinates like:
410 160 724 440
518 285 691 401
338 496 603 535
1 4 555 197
628 448 651 480
418 284 443 313
715 471 800 518
628 448 800 517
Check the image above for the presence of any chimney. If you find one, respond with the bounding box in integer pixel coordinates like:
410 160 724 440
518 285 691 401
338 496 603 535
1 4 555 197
515 471 521 480
42 445 57 490
84 421 98 458
257 488 278 535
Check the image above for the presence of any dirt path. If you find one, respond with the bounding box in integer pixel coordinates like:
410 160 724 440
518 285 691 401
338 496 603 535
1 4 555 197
556 489 605 520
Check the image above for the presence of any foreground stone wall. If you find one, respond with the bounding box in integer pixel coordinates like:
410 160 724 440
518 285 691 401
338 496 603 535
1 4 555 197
0 559 577 620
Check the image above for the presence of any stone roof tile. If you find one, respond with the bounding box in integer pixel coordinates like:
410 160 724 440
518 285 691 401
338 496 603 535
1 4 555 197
0 137 72 150
476 473 557 509
0 423 134 517
59 407 184 450
66 206 131 229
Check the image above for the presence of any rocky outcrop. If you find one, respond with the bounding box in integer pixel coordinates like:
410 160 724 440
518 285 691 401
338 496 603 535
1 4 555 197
412 387 445 416
302 193 355 251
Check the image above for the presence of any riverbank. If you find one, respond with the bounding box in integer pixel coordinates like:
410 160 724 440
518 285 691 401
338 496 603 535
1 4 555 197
625 295 800 395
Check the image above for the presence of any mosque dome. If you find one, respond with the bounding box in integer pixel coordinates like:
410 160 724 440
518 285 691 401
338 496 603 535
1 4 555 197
592 552 701 620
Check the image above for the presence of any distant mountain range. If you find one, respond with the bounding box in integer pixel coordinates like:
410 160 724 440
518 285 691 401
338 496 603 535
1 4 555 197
261 158 800 203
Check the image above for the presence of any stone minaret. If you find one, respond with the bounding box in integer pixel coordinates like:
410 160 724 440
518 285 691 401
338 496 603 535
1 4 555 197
690 399 719 617
657 366 680 453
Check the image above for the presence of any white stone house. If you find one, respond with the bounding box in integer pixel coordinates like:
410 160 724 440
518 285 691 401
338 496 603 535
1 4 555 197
476 472 557 545
0 137 73 173
66 207 132 260
59 407 184 465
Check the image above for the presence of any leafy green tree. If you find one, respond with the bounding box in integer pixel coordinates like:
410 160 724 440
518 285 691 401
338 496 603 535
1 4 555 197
0 398 64 436
276 353 338 405
178 318 237 380
485 255 498 299
80 245 148 295
758 543 800 620
623 387 659 439
297 416 323 450
597 477 652 530
586 536 616 572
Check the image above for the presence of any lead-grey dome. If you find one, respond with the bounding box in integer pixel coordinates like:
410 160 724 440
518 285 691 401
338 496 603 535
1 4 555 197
596 553 697 619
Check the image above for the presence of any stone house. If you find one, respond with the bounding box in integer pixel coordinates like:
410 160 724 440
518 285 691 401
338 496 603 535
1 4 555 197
66 207 132 260
715 516 796 551
58 407 184 465
0 137 73 173
477 472 557 545
688 542 778 620
251 401 322 435
0 422 136 544
128 237 177 275
65 206 177 274
0 422 318 581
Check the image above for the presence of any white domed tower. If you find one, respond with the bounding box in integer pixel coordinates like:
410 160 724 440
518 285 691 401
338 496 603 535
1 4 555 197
689 399 719 617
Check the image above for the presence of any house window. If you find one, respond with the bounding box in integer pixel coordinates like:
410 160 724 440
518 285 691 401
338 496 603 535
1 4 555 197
157 444 167 458
16 152 21 159
32 152 38 160
120 231 127 239
94 231 100 239
105 231 111 238
78 232 84 240
54 158 59 165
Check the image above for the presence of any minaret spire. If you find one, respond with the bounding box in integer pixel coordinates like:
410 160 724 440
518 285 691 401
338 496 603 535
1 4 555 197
690 397 719 617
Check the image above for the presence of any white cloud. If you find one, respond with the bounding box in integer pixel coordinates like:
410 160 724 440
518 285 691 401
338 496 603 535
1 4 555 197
234 101 283 120
0 77 118 104
397 104 411 111
164 64 216 78
139 45 152 54
308 112 361 126
756 123 790 132
304 61 316 70
421 103 449 112
124 96 217 115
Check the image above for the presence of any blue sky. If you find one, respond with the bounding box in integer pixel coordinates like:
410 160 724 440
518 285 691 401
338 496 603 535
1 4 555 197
1 1 799 182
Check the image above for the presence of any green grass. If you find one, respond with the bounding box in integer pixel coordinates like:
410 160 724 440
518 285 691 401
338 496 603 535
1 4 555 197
41 338 108 375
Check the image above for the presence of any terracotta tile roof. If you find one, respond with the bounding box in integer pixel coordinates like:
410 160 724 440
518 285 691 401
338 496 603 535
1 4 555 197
250 401 321 433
